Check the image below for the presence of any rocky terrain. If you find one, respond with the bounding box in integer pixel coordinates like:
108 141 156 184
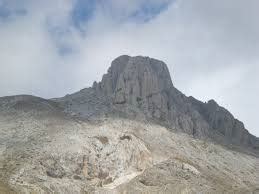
57 55 259 151
0 55 258 193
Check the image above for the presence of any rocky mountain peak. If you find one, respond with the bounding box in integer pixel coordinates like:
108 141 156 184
59 55 258 151
207 99 218 106
90 56 176 121
1 56 259 194
94 55 173 105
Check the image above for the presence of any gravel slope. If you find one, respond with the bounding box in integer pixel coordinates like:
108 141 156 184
0 96 258 193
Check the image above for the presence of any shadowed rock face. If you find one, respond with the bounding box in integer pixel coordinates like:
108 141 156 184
189 97 259 149
94 55 173 120
58 55 259 151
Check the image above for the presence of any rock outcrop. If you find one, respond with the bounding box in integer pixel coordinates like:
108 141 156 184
189 97 259 149
0 55 259 194
94 55 173 120
58 55 259 151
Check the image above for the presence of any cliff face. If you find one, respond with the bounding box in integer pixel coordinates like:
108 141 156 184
1 55 259 193
59 55 258 151
94 55 173 120
189 97 259 148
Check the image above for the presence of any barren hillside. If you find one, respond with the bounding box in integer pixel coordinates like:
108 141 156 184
0 56 258 193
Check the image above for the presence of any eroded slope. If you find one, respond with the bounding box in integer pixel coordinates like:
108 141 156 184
0 96 258 193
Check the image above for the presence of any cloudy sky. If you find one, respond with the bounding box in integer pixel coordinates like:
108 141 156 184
0 0 258 136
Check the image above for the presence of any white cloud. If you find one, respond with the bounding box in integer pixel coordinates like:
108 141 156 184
0 0 258 136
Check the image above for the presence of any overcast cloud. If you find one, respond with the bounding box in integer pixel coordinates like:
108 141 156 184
0 0 258 136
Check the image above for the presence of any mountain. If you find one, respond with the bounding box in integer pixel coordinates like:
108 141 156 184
57 55 259 151
0 55 258 193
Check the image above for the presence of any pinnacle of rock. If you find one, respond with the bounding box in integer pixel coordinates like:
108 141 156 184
0 55 259 194
90 55 175 122
94 55 173 105
59 55 259 150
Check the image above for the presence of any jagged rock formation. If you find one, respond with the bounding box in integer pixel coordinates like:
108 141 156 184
189 97 259 149
58 55 259 151
0 55 259 194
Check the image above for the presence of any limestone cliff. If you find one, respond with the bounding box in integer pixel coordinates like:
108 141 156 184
58 55 259 151
1 55 259 194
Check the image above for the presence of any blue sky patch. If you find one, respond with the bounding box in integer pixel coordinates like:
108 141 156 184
46 19 75 56
0 2 27 20
0 3 10 19
71 0 96 29
129 1 171 23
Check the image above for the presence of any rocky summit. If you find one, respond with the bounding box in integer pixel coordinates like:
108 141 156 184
58 55 259 151
0 55 258 194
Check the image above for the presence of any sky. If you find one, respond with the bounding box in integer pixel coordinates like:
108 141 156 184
0 0 258 136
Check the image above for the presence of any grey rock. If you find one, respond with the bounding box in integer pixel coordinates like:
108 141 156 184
99 55 172 119
57 55 259 152
189 97 259 149
1 58 259 193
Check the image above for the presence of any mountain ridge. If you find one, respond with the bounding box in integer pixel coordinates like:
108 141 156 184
1 55 258 152
1 55 259 193
55 55 259 152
